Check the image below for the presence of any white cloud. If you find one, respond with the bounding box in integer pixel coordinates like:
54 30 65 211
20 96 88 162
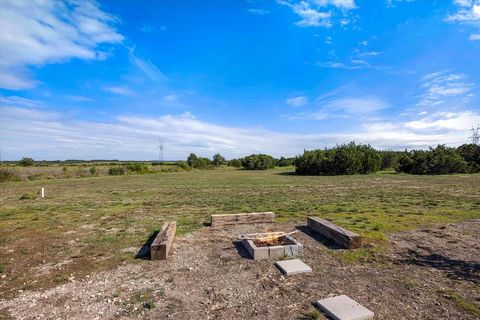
248 8 270 15
469 33 480 40
278 0 356 27
286 96 309 107
405 111 480 131
0 0 123 90
2 103 477 160
63 95 95 102
128 47 167 82
103 85 134 96
418 71 474 107
447 0 480 40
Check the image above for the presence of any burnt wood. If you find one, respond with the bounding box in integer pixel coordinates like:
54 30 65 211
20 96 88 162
151 221 176 260
307 216 361 249
210 212 275 227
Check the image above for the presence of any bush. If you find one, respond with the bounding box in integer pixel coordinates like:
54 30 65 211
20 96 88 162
126 162 149 174
276 156 293 167
19 157 35 167
212 153 226 166
241 154 275 170
108 166 127 175
0 168 20 183
294 142 381 175
397 145 467 174
228 159 242 168
89 166 98 176
187 153 212 169
175 161 190 171
457 143 480 173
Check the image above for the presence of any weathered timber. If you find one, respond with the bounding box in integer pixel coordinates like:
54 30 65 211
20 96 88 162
210 212 275 227
307 216 361 249
151 221 176 260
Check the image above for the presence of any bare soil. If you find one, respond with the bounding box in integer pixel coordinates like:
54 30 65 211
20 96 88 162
1 220 479 319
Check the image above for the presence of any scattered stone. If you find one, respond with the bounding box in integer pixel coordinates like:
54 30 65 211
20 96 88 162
315 295 374 320
274 259 312 276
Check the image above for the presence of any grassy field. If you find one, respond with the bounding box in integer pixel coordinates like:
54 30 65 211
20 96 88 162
1 167 479 297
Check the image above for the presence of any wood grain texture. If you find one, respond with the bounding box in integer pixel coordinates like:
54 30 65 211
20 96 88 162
151 221 176 260
307 216 362 249
210 212 275 227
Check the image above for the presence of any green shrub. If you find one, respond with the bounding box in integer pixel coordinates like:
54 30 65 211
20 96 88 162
126 162 149 174
0 168 20 183
108 166 127 175
89 166 98 176
228 159 242 168
276 156 293 167
187 153 212 169
397 145 467 174
19 157 35 167
457 143 480 173
294 142 381 175
175 161 190 171
241 154 275 170
212 153 226 166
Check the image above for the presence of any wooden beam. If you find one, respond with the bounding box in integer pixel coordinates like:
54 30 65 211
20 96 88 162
210 212 275 227
151 221 176 260
307 216 361 249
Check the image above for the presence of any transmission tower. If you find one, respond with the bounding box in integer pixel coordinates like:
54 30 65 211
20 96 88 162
158 138 165 162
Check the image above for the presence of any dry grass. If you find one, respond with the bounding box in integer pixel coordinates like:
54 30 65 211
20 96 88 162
1 167 479 298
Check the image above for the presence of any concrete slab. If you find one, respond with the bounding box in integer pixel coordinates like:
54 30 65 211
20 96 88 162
315 295 374 320
275 259 312 276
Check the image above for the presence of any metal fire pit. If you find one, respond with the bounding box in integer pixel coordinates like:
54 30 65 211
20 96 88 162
241 232 304 260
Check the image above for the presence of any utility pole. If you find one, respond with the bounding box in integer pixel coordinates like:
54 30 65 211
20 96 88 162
158 138 165 162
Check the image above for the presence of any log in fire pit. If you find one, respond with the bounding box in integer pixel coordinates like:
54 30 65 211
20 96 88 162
240 232 303 260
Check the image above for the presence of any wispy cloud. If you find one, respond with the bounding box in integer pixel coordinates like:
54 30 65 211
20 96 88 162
128 47 167 82
286 96 309 107
2 103 477 160
248 8 270 15
417 71 474 107
64 95 95 102
278 0 356 27
103 85 135 96
291 95 391 120
0 0 123 90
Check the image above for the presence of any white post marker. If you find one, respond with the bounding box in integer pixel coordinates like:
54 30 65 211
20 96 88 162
41 187 45 198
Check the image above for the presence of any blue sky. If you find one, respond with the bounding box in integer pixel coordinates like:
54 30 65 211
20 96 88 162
0 0 479 160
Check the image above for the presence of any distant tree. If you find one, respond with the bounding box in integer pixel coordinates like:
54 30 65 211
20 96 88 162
294 142 381 175
241 154 275 170
457 143 480 173
470 124 480 145
187 153 212 169
276 156 293 167
187 153 198 167
212 153 226 166
397 145 467 174
19 157 35 167
228 159 242 168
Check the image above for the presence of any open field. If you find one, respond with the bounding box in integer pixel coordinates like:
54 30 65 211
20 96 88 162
1 167 479 319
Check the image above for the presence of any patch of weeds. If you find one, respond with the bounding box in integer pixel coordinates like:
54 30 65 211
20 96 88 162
142 300 155 310
19 192 36 200
300 308 324 320
335 246 385 265
53 272 70 284
441 291 480 318
0 262 5 273
166 303 177 313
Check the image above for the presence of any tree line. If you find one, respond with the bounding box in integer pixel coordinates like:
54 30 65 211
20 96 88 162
294 142 480 175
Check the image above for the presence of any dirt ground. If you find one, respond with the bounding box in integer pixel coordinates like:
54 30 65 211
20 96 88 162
1 220 479 320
